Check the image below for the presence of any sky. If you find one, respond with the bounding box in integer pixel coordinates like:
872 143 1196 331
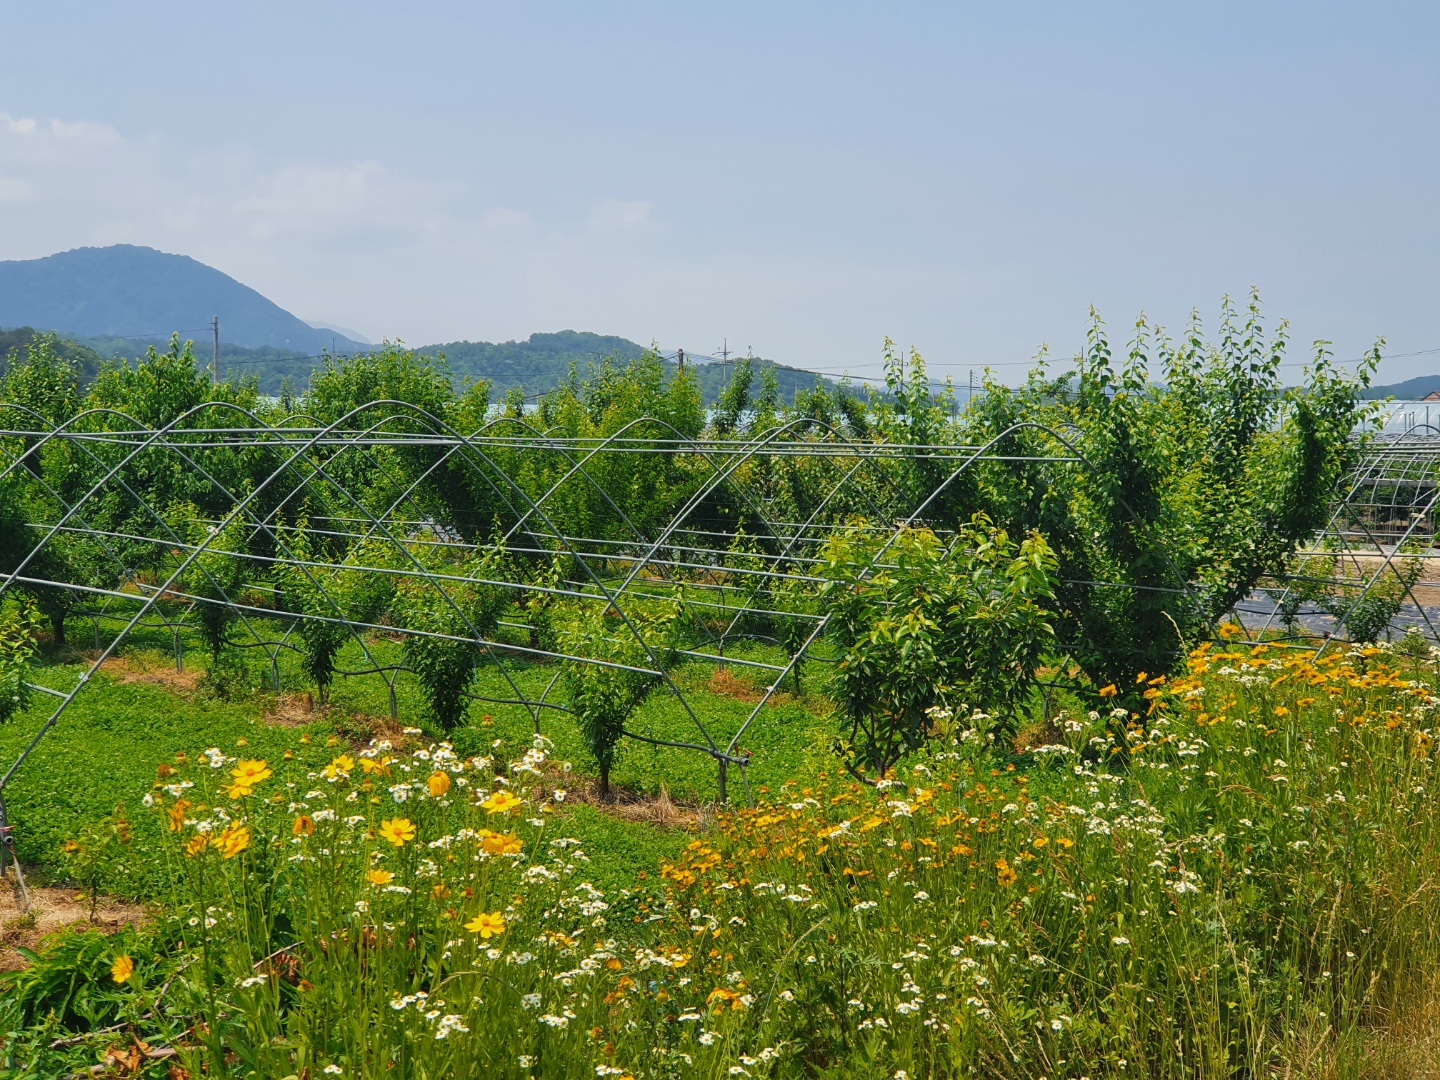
2 1 1438 385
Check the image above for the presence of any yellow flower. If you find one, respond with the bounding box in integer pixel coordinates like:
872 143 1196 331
465 910 506 939
224 781 256 800
211 822 251 859
292 815 315 836
481 790 522 815
166 800 191 832
427 771 452 798
995 858 1018 887
359 756 395 775
321 754 356 780
184 834 208 857
366 868 395 886
231 759 272 787
481 831 523 856
1098 684 1119 698
378 817 417 847
111 955 134 984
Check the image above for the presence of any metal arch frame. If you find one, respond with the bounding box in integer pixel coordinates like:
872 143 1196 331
0 403 1247 828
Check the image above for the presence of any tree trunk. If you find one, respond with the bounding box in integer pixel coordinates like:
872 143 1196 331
598 763 610 800
50 613 65 647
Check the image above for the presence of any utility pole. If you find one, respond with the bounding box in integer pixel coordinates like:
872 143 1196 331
677 347 684 370
212 316 220 386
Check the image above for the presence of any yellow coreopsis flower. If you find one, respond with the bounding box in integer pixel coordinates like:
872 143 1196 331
427 771 452 798
321 754 356 780
481 831 523 856
231 759 272 787
184 834 208 857
366 868 395 886
211 822 251 859
110 955 134 984
378 817 416 847
464 910 506 939
481 790 522 815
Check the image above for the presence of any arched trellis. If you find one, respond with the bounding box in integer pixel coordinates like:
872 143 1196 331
0 405 1196 901
1247 416 1440 652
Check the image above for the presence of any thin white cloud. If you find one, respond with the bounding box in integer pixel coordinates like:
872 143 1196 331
479 207 531 232
587 198 653 232
0 176 33 205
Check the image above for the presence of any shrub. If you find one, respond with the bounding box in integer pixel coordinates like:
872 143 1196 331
818 515 1057 778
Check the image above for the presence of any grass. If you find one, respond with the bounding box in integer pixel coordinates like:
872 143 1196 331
5 630 1440 1076
0 618 814 894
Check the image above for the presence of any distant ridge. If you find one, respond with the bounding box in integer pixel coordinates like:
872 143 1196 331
0 245 363 353
1363 374 1440 400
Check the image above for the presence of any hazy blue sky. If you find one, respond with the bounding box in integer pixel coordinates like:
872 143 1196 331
2 2 1438 383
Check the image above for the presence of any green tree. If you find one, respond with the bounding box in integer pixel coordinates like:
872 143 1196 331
0 598 44 723
819 516 1057 780
962 294 1378 700
397 539 512 731
557 594 680 798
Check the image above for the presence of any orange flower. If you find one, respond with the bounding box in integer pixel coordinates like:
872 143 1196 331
995 858 1018 887
427 771 452 798
167 800 191 832
292 815 315 836
378 817 416 847
184 834 208 857
1099 684 1119 698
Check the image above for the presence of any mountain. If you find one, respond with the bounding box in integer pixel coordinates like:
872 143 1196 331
1363 375 1440 400
308 321 372 345
428 332 834 404
0 245 364 353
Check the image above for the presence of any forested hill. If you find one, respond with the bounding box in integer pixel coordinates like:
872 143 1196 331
1362 374 1440 399
0 327 108 384
430 332 834 403
0 245 363 354
1 325 840 405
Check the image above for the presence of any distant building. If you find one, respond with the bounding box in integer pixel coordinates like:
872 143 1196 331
1423 391 1440 402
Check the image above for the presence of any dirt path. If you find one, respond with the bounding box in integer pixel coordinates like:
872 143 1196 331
0 876 147 972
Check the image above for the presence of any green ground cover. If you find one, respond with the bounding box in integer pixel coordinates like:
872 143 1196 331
5 637 1440 1078
0 620 821 899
